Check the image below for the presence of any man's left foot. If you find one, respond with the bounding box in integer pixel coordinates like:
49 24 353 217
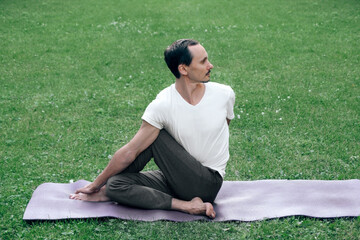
69 186 110 202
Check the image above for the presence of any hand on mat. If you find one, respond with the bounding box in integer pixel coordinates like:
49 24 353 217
75 183 100 195
70 184 110 202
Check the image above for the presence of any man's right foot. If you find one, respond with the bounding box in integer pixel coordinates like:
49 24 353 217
172 197 216 219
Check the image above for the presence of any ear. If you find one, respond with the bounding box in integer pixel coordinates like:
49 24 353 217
178 64 188 76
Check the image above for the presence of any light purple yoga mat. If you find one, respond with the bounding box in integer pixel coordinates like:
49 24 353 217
23 180 360 222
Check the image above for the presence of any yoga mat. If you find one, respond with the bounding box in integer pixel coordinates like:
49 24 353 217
23 180 360 222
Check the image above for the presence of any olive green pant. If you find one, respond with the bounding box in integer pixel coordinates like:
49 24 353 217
105 130 223 210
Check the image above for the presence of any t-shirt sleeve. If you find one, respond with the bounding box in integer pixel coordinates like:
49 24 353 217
141 98 166 129
226 87 235 120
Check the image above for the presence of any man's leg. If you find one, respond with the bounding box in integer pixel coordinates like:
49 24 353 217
105 144 174 209
79 130 222 217
151 130 223 203
107 129 223 204
70 144 161 203
106 170 174 209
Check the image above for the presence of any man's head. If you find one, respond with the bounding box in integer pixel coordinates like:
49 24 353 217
164 39 199 79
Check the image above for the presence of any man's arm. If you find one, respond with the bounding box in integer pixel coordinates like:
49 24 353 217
75 121 160 194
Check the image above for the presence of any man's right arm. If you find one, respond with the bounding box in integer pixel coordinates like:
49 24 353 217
75 121 160 194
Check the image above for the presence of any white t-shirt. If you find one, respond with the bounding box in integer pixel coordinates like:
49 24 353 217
142 82 235 177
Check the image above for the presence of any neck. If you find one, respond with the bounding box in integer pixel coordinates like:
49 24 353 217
175 78 205 106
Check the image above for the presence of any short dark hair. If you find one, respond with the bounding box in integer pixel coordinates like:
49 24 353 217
164 39 199 78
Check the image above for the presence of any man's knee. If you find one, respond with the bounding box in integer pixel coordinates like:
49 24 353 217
105 175 130 198
105 176 116 198
153 129 181 152
155 129 169 143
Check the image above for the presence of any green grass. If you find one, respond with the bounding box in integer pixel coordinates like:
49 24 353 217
1 0 359 239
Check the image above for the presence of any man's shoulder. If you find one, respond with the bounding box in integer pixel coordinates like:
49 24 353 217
147 84 174 108
153 84 173 99
207 82 234 94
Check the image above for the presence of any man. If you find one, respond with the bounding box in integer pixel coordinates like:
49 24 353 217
70 39 235 219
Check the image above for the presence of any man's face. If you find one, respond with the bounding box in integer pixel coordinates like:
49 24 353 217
185 44 214 83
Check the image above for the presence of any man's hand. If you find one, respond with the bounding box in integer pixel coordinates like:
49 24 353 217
75 183 100 194
226 118 231 126
70 183 110 202
73 121 160 195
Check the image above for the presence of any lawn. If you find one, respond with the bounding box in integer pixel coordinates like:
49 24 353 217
1 0 359 239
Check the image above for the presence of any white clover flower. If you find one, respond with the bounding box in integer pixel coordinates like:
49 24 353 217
237 114 240 119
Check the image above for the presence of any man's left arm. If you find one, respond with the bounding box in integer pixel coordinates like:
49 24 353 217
226 87 235 126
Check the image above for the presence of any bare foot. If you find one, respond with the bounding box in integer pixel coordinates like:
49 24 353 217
172 197 216 219
69 186 110 202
